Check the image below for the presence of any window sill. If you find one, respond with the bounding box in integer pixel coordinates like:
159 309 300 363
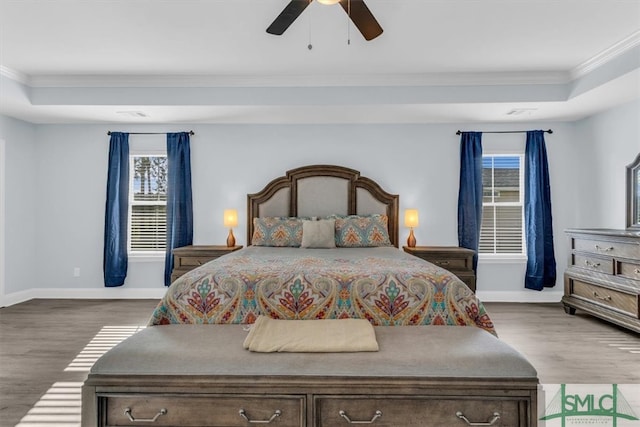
478 255 527 264
129 253 165 263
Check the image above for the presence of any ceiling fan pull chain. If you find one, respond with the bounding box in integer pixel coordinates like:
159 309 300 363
347 0 351 45
308 0 313 50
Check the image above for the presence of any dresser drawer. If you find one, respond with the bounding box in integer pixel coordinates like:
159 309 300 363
617 260 640 282
571 253 614 274
171 246 242 283
457 273 477 292
176 256 217 268
427 257 470 270
315 396 523 427
105 394 304 426
573 238 640 259
569 279 639 318
402 246 476 293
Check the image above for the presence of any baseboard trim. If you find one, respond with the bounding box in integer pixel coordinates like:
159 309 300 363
0 288 166 307
1 287 564 308
477 290 563 303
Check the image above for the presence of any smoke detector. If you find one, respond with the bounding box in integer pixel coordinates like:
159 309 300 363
506 108 538 116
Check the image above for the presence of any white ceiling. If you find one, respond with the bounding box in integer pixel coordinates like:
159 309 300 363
1 0 639 124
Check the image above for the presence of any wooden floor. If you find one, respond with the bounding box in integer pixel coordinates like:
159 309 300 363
0 299 639 427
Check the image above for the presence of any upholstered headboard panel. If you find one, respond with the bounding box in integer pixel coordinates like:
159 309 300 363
247 165 399 247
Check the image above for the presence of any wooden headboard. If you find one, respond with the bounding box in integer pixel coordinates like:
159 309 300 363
247 165 400 247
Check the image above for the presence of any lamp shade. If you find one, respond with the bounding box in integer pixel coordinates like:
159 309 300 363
404 209 419 228
317 0 340 4
223 209 238 228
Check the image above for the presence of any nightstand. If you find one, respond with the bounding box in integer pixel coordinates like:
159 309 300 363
171 245 242 282
403 246 476 292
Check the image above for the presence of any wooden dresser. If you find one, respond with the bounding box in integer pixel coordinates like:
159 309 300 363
82 325 538 427
403 246 476 292
563 228 640 333
171 245 242 282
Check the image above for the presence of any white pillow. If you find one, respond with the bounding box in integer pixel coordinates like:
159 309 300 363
301 219 336 249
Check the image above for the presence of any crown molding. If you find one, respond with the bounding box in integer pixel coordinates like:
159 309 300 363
0 65 29 85
571 30 640 79
24 70 570 89
3 32 638 89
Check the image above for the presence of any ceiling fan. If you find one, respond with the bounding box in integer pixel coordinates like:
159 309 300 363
266 0 383 41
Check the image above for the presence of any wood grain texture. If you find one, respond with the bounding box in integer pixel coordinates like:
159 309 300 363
171 245 242 282
403 246 476 292
1 299 639 427
563 229 640 332
84 325 537 426
247 165 399 247
0 299 159 427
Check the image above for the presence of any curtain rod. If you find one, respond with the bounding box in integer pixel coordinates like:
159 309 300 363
107 130 195 136
456 129 553 135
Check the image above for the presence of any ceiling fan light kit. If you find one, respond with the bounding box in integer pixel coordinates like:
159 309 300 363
266 0 383 41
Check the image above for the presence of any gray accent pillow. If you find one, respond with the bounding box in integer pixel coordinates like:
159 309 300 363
301 219 336 249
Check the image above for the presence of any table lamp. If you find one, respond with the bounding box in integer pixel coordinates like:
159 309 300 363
404 209 419 248
223 209 238 247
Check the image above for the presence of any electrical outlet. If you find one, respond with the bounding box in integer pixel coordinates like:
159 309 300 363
73 267 80 277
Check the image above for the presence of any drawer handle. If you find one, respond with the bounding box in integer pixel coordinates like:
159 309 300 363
584 260 601 268
456 411 500 426
238 409 282 424
436 260 451 266
595 245 614 252
635 268 640 274
123 407 167 423
338 410 382 424
593 291 612 302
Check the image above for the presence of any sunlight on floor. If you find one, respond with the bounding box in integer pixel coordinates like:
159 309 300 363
16 326 639 426
14 382 82 427
589 333 640 355
15 326 144 427
65 326 145 372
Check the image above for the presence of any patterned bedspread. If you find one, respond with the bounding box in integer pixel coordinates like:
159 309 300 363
148 247 496 335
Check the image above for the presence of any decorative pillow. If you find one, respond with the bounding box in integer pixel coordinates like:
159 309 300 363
252 217 304 247
301 219 336 249
334 214 392 247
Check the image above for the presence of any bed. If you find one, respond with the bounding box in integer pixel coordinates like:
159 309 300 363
148 164 495 334
82 165 538 427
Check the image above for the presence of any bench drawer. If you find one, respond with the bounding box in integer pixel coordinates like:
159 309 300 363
315 396 524 427
105 394 304 426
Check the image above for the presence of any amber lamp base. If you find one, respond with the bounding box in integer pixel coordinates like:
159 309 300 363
227 229 236 247
407 228 416 248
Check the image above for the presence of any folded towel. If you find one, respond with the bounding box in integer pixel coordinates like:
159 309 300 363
243 316 379 353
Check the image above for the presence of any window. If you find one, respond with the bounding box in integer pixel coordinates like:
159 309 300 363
128 155 167 255
479 155 525 256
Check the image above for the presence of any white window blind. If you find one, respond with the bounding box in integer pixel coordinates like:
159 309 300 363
128 155 167 254
479 155 525 255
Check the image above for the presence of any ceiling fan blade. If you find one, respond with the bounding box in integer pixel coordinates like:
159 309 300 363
339 0 383 41
266 0 311 35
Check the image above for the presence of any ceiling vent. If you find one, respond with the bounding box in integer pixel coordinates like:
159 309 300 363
116 110 148 118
